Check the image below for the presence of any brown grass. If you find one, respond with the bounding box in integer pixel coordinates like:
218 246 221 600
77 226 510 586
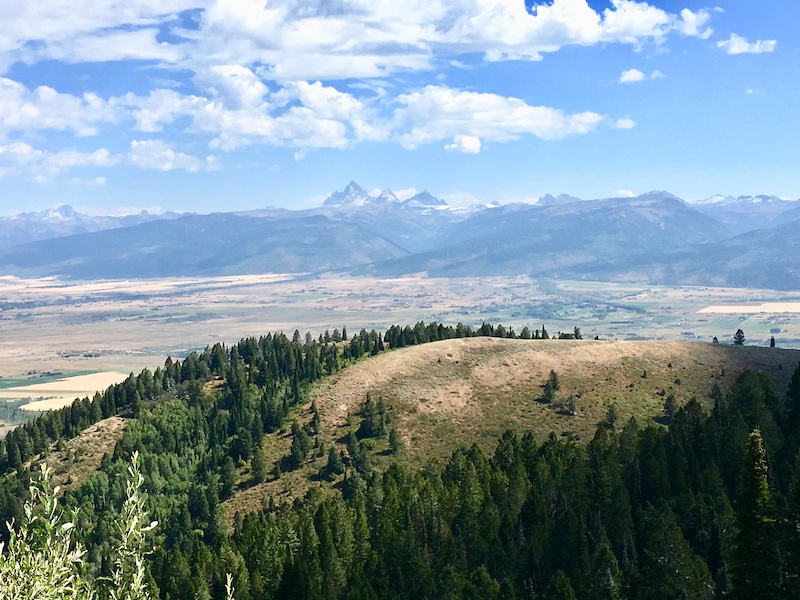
45 416 127 490
309 338 800 464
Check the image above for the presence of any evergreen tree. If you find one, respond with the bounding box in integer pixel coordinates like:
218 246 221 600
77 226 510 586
543 571 577 600
220 456 237 499
731 429 781 599
637 504 713 599
543 370 560 404
323 446 345 481
663 393 678 424
251 442 268 484
733 329 745 346
389 427 403 454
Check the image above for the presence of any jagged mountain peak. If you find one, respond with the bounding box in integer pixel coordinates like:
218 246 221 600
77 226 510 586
16 204 81 221
403 191 446 208
374 189 400 204
323 181 372 206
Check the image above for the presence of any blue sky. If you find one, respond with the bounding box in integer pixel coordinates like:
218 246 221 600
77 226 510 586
0 0 794 214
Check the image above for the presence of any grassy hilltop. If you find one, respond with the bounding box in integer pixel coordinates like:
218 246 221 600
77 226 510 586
224 338 800 514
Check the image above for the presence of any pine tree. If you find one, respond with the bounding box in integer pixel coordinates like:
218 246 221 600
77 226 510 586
323 446 345 480
251 442 268 484
733 329 745 346
543 370 560 403
637 504 713 599
663 393 678 423
543 571 577 600
389 427 403 454
731 429 781 599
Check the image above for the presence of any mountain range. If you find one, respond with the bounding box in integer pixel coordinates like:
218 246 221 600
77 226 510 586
1 184 798 289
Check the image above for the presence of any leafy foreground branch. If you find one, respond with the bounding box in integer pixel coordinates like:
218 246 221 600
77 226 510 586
0 452 235 600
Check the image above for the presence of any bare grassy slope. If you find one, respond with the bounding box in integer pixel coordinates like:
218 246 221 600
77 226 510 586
310 338 800 462
45 416 127 489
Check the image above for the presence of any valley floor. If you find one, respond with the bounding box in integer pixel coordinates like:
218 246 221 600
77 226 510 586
1 273 799 385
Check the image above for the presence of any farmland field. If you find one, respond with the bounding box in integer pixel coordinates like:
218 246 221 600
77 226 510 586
1 273 799 390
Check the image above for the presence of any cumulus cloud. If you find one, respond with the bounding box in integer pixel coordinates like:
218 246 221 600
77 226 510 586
0 0 718 80
394 85 604 150
445 135 482 154
615 188 635 197
619 68 646 83
0 0 727 181
615 118 636 129
717 34 777 55
0 142 119 181
675 8 712 39
0 77 120 137
619 68 663 83
127 140 212 172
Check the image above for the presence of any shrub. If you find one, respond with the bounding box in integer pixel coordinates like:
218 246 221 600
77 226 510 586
0 453 236 600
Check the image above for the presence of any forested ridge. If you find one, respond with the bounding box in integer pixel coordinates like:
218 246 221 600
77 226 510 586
1 322 799 598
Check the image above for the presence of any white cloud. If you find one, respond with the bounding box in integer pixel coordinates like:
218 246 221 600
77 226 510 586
0 142 120 180
0 1 727 180
619 68 646 83
0 0 203 68
445 135 482 154
43 28 183 64
615 118 636 129
0 0 720 81
394 85 604 149
393 188 418 201
615 188 635 197
127 139 212 172
619 68 663 83
198 64 269 109
68 176 107 187
0 77 120 137
717 34 776 55
676 8 712 39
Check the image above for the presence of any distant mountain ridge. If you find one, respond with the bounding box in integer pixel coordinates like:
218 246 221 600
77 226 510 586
0 204 183 250
1 184 799 289
322 181 447 210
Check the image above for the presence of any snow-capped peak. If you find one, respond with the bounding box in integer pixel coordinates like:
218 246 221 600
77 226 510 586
695 194 794 206
373 189 400 204
323 181 372 207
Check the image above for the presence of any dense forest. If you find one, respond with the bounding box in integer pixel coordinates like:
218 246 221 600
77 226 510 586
1 321 799 599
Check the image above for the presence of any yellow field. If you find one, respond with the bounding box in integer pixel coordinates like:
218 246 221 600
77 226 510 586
699 302 800 314
0 371 130 411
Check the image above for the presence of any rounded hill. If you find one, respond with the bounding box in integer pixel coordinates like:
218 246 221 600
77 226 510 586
311 337 800 461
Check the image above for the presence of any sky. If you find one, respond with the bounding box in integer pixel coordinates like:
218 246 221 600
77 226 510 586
0 0 796 214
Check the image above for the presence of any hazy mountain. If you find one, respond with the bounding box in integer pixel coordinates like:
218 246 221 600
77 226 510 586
360 192 732 278
632 217 800 290
537 193 583 206
691 194 800 234
0 204 183 249
404 191 447 208
1 185 798 290
0 212 409 279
